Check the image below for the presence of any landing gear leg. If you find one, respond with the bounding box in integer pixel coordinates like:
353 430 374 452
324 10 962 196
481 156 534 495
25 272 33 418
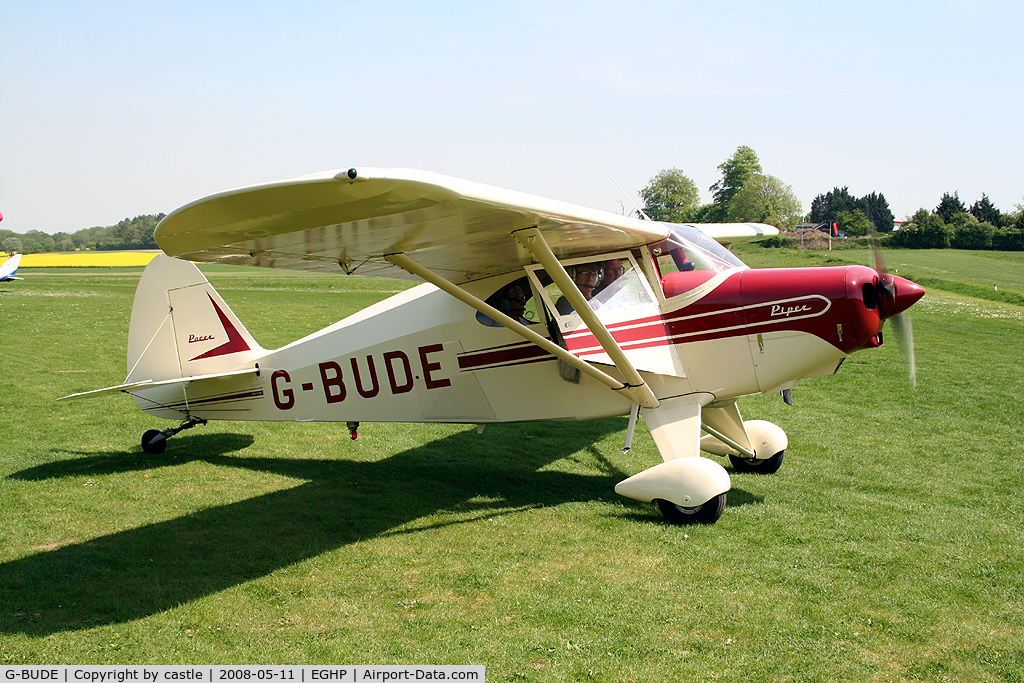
141 417 207 454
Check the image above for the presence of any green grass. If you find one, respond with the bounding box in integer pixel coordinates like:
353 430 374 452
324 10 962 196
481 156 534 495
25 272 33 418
2 259 1023 681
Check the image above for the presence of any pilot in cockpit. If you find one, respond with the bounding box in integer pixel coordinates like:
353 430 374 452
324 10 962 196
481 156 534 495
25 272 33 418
555 264 602 315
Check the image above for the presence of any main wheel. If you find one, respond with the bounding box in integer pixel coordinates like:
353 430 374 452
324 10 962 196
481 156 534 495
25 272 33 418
729 450 784 474
657 492 727 525
141 429 167 455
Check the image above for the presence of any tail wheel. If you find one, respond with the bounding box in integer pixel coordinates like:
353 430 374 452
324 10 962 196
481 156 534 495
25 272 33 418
657 492 727 525
141 429 167 455
729 450 784 474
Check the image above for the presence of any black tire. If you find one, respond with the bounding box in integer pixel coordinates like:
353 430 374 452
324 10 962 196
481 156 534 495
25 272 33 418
729 450 784 474
657 492 727 525
141 429 167 455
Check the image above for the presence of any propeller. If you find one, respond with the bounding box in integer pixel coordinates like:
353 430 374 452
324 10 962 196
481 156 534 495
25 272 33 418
873 245 921 388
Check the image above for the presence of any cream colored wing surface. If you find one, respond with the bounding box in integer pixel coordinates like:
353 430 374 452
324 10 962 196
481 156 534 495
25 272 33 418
155 167 670 284
692 222 780 245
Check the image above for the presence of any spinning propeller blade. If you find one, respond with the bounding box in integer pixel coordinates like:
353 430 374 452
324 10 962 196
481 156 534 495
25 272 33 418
873 245 922 388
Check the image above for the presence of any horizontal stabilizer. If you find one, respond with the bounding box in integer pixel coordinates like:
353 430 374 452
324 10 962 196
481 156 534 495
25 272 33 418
684 223 779 244
58 366 260 401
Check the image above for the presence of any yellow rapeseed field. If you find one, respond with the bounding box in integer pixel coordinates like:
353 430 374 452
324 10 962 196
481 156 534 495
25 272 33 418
18 251 161 267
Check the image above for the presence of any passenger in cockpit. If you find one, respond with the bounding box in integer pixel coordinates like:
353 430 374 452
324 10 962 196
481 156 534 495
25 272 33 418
478 281 532 327
592 258 625 300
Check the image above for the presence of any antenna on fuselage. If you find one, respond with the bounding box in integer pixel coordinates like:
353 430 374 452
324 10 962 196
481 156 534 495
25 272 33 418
602 166 652 221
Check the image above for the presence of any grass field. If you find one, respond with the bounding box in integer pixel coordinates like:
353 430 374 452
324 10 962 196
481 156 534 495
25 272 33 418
1 252 1023 680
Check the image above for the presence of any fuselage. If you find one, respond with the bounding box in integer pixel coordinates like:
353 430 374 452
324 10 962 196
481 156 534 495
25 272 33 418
136 225 923 425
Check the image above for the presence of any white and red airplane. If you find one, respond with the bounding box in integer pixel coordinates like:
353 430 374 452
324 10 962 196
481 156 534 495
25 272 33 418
61 168 924 525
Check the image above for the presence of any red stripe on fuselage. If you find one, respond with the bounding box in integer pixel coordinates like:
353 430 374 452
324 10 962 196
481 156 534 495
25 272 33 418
457 267 868 371
562 267 860 357
458 340 554 371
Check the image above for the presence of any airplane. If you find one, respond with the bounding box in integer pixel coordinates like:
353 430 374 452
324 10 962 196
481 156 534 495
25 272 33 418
59 167 924 525
0 253 24 282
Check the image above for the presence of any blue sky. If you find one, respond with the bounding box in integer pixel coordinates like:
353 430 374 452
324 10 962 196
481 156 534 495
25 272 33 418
2 1 1022 235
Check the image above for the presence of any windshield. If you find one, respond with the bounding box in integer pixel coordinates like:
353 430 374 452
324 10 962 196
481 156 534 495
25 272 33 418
651 224 747 300
652 224 747 273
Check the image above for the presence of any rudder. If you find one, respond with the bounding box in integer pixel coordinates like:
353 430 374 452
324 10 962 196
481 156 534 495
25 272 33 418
127 254 264 384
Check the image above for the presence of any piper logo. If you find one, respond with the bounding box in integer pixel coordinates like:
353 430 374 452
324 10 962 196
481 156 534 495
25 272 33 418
769 303 813 318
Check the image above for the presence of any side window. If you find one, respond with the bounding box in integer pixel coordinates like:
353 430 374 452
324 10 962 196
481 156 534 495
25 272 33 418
475 276 541 327
527 254 658 331
590 257 653 313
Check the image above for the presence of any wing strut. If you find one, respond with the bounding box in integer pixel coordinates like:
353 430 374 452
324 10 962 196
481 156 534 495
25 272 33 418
512 227 660 409
383 252 648 405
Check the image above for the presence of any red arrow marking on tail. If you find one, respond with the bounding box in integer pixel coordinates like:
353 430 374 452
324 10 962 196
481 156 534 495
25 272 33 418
189 295 252 361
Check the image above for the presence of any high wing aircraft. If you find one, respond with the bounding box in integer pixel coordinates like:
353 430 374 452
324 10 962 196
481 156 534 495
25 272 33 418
0 253 24 282
60 167 924 525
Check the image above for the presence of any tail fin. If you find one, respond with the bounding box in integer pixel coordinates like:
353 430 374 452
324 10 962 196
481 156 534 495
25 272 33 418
0 254 23 281
126 254 265 384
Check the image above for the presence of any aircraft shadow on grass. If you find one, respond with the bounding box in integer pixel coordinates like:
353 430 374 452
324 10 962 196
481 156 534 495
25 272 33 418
1 421 760 635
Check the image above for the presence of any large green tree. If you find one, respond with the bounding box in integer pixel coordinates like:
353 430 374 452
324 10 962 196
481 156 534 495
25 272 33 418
109 214 162 249
639 168 700 223
890 208 951 248
969 194 1003 227
809 187 859 224
861 192 895 233
809 187 894 233
949 213 994 250
22 230 55 254
726 173 803 230
835 209 873 237
2 236 21 255
935 192 967 224
710 145 762 218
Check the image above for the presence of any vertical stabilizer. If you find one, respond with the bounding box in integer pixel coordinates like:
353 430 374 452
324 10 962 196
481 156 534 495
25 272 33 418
126 254 264 384
0 254 23 281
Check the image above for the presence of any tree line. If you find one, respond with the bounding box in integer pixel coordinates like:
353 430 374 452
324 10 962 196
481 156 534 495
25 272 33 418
640 146 1024 250
4 155 1022 255
639 146 805 229
887 193 1024 250
1 214 164 255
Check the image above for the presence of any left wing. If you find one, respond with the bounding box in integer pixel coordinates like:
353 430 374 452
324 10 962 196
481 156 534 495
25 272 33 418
155 168 671 284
